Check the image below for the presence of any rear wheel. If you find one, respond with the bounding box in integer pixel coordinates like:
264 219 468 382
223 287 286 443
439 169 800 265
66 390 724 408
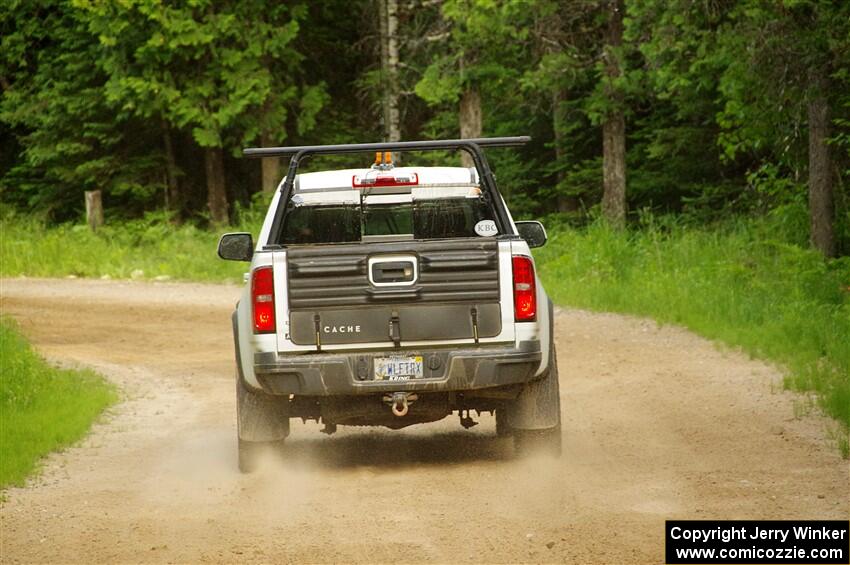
508 348 562 457
236 373 290 473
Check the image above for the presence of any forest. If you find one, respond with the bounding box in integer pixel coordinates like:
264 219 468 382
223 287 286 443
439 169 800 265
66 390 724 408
1 0 848 257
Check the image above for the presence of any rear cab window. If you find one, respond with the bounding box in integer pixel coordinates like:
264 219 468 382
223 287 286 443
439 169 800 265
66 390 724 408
276 170 498 245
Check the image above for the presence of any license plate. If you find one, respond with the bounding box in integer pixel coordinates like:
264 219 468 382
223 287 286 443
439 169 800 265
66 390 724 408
374 356 423 381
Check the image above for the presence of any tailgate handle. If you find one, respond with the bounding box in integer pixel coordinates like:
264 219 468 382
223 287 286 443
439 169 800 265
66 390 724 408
370 258 417 285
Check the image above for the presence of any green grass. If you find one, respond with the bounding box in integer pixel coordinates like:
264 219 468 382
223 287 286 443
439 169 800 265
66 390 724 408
535 214 850 455
1 211 252 283
0 318 118 488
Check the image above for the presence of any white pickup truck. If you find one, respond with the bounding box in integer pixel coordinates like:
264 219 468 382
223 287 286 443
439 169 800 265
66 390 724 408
218 137 561 471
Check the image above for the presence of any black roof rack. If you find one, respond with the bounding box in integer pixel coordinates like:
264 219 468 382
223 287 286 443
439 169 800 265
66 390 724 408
250 136 531 244
242 136 530 158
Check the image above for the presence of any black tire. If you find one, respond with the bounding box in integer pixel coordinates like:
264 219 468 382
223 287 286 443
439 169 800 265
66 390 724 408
509 348 562 458
236 374 290 473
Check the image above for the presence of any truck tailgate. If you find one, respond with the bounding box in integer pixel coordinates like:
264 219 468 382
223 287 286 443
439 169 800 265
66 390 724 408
281 239 509 348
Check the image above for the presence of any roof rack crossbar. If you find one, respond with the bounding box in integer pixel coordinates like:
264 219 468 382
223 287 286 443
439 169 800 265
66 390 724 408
242 136 530 158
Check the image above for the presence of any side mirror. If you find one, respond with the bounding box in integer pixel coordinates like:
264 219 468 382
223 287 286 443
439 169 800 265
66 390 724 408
217 232 254 261
515 221 547 248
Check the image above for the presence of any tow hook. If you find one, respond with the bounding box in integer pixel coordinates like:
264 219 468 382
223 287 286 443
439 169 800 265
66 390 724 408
383 392 418 417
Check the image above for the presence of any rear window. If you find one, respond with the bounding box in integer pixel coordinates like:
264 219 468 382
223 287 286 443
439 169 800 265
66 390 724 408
279 205 361 245
278 197 495 245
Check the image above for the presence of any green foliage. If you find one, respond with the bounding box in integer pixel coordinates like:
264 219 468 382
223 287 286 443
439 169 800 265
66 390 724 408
0 210 257 282
624 0 848 245
535 214 850 441
1 0 339 222
414 0 531 106
0 1 164 220
0 317 117 487
79 0 322 150
2 0 848 235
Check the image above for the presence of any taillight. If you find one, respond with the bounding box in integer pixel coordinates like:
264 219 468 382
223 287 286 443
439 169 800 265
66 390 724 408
252 266 275 333
512 255 536 322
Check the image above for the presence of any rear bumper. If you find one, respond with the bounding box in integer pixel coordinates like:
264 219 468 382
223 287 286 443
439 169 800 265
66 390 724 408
253 341 541 396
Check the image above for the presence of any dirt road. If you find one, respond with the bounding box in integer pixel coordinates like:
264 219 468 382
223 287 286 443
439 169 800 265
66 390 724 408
1 278 847 564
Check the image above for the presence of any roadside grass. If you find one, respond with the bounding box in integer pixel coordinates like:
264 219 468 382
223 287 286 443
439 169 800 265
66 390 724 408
0 317 118 488
0 210 255 283
535 213 850 456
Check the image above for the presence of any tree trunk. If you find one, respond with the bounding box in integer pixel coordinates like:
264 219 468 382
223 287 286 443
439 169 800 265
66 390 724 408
204 147 229 225
552 89 578 212
260 130 280 194
808 68 836 257
161 120 180 214
386 0 401 143
601 0 626 229
459 87 482 168
378 0 401 145
379 0 389 129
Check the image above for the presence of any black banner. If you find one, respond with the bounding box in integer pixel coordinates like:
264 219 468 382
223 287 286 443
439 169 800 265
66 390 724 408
666 520 849 564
